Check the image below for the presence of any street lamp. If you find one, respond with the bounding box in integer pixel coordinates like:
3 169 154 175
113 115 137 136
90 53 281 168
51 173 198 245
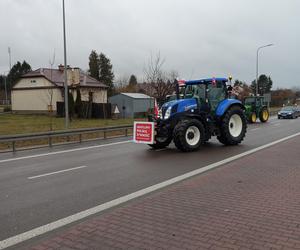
256 43 274 96
62 0 69 128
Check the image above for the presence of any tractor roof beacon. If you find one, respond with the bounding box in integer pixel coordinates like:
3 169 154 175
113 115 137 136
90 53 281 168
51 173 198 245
148 77 247 152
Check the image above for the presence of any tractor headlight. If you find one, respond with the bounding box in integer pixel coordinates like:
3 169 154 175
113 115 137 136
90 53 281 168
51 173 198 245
164 106 172 120
158 109 162 118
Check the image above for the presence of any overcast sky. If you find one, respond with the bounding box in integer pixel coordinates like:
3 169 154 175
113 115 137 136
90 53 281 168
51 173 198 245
0 0 299 88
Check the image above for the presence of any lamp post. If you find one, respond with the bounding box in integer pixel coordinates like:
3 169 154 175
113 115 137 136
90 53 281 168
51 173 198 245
256 44 274 96
62 0 69 128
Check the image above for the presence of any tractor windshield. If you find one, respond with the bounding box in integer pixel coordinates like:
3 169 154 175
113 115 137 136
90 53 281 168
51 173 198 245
184 84 206 103
207 83 226 110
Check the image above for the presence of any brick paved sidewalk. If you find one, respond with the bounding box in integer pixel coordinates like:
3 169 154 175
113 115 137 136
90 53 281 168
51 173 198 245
22 136 300 250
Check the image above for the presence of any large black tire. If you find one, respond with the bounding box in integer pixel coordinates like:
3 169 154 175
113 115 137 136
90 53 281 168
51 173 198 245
173 119 205 152
217 107 247 145
149 137 172 149
259 107 269 122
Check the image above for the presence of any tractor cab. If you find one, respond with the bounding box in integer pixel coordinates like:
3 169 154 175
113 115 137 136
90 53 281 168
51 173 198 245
166 78 231 116
244 96 267 108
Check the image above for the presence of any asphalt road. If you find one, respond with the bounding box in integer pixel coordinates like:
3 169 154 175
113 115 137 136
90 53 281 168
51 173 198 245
0 117 299 241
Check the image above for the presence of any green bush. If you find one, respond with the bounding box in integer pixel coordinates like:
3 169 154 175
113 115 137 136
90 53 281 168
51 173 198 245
75 88 83 118
68 92 75 118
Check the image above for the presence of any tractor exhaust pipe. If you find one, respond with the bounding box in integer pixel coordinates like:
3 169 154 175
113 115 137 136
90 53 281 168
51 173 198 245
175 79 180 100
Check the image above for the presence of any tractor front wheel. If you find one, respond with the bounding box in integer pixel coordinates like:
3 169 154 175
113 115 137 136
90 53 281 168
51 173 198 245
173 119 205 152
149 136 172 149
259 108 269 122
217 107 247 145
249 112 257 123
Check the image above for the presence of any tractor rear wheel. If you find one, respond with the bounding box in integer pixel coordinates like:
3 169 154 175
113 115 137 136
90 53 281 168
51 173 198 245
217 107 247 145
173 119 205 152
149 136 172 149
259 108 269 122
249 112 257 123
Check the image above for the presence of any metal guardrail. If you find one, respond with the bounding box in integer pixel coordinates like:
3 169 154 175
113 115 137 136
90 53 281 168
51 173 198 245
0 109 280 153
0 125 133 152
270 109 280 116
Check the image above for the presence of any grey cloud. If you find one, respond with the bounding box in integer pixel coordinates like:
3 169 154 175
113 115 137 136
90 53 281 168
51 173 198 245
0 0 299 88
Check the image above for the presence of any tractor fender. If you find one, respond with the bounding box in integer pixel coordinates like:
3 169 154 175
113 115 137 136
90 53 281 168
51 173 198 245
260 105 269 111
215 99 245 117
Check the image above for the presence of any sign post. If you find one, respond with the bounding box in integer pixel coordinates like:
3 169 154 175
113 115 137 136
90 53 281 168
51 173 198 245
133 121 155 144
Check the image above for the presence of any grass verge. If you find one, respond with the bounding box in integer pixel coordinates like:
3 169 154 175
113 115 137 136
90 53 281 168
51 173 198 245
0 114 140 151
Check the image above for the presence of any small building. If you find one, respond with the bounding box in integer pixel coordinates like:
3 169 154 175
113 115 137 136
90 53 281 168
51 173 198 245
11 65 108 114
109 93 154 118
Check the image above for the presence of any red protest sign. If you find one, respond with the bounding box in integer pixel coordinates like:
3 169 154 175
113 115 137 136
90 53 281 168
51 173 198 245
133 122 154 144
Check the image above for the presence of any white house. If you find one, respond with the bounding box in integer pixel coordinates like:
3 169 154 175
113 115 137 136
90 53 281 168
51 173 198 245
12 65 108 113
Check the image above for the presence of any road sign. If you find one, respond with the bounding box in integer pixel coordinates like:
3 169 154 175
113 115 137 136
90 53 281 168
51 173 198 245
133 121 155 144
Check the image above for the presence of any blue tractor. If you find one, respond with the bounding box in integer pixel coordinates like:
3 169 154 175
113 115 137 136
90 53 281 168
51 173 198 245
149 77 247 152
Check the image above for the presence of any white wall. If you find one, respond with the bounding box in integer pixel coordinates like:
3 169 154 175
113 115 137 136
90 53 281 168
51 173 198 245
12 88 63 111
12 77 107 112
12 77 63 112
14 77 53 88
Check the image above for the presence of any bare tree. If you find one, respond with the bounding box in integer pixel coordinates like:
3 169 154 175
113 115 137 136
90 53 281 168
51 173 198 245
48 49 56 130
114 75 130 93
144 52 178 104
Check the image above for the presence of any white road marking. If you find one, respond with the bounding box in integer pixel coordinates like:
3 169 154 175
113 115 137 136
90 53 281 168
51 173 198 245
27 166 87 180
1 131 300 250
268 116 277 120
0 140 132 164
154 148 168 152
250 128 261 131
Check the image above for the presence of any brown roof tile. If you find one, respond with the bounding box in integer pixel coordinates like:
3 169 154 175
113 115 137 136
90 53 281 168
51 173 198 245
22 68 108 88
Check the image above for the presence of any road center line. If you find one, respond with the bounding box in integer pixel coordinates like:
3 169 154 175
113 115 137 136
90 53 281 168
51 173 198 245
1 131 300 250
0 140 132 164
27 166 88 180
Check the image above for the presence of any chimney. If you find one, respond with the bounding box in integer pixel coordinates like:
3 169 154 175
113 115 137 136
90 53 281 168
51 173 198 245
73 67 80 85
67 68 72 86
58 64 64 71
66 67 80 86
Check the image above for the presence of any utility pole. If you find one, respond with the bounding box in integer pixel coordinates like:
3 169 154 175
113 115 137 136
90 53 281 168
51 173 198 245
62 0 69 128
4 74 8 104
8 47 11 71
8 47 11 103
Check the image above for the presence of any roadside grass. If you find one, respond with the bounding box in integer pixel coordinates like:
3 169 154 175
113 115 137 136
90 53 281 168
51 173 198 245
0 114 139 135
0 114 140 151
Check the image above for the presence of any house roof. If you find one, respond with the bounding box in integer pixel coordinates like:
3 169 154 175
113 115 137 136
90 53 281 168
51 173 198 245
120 93 152 99
21 68 108 88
